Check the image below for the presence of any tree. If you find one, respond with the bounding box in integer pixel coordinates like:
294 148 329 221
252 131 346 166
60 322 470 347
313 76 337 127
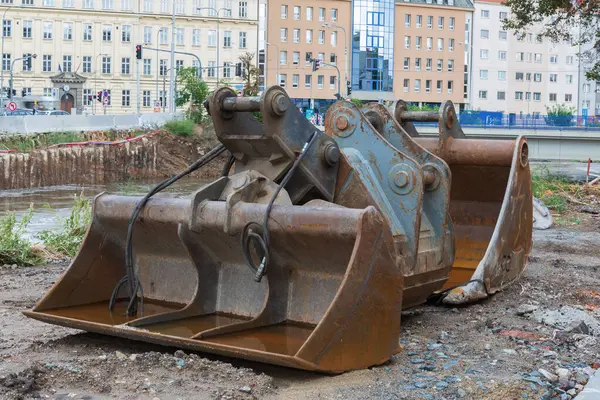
175 66 210 123
238 52 260 97
503 0 600 80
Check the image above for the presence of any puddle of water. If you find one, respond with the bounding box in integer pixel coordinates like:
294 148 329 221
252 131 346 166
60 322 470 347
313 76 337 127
0 178 210 241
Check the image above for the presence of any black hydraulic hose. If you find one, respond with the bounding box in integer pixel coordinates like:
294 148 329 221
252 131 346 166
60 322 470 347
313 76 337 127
109 143 227 317
241 132 318 282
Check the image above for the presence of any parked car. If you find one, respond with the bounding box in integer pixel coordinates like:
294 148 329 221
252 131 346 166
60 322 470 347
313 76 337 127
2 109 34 116
38 110 70 116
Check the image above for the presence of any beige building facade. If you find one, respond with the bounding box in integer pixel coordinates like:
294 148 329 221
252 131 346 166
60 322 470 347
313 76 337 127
0 0 258 114
264 0 351 102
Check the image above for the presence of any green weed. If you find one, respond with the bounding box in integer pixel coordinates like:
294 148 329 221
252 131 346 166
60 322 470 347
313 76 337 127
39 194 92 258
163 119 195 137
0 208 43 266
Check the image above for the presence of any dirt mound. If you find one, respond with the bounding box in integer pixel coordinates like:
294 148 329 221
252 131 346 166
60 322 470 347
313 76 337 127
0 364 47 400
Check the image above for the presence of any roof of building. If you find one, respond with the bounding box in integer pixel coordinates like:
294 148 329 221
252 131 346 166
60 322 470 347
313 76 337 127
397 0 474 9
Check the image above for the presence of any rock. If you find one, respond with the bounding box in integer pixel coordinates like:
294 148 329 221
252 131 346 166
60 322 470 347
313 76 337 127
538 368 558 382
534 306 600 336
98 355 107 361
410 358 425 364
239 386 252 393
565 320 591 335
435 381 449 390
174 350 186 359
439 331 449 341
573 370 588 385
543 350 558 358
502 348 517 355
457 388 467 398
129 354 137 361
484 343 491 351
516 304 539 316
414 382 427 389
175 359 185 368
556 368 571 387
567 389 577 396
115 351 127 360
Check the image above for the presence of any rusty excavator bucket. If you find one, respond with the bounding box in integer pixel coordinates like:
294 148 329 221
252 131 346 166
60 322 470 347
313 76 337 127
25 87 405 373
390 100 533 304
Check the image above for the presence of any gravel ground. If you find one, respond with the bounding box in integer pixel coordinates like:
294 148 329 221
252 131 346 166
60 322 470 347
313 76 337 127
1 221 600 400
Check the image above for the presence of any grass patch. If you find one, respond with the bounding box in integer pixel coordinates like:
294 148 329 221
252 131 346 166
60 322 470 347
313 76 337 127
0 132 86 152
0 208 44 266
39 194 92 258
163 119 195 137
532 165 598 214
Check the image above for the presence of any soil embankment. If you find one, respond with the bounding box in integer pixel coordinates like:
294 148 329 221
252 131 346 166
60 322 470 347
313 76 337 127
0 131 225 190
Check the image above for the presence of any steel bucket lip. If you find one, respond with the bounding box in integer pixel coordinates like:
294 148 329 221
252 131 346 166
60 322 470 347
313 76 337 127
23 309 378 373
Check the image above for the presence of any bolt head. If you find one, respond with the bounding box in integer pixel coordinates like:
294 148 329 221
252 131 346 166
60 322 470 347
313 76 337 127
394 171 410 188
336 116 349 130
323 143 340 166
272 93 288 115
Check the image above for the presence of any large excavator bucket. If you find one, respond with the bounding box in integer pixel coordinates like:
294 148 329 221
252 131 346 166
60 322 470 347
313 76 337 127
25 87 405 373
390 100 533 304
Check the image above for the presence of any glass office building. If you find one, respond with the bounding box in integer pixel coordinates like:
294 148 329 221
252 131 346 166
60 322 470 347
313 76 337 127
351 0 395 93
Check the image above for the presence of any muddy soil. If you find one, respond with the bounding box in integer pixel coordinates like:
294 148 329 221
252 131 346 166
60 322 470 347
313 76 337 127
1 220 600 399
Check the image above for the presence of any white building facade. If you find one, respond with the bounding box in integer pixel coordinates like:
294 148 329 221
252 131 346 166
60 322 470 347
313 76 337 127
470 0 579 116
0 0 258 114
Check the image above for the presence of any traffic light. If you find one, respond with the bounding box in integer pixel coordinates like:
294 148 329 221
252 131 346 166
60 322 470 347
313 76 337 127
135 45 142 60
235 62 242 77
312 58 321 72
21 88 26 97
347 80 352 96
96 91 103 102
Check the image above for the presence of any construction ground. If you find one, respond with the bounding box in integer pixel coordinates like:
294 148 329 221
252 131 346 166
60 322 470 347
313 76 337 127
0 206 598 400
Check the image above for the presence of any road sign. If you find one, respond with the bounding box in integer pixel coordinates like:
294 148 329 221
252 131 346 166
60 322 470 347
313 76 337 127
7 101 17 112
103 97 109 105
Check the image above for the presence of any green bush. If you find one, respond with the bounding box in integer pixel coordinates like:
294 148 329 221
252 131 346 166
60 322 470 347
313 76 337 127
544 104 575 127
163 119 195 137
0 208 43 266
39 194 92 258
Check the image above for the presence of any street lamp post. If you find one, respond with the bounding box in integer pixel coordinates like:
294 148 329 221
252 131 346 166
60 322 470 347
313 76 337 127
9 53 36 101
169 0 176 113
266 42 279 86
197 7 231 89
156 28 164 110
0 5 17 109
322 23 347 97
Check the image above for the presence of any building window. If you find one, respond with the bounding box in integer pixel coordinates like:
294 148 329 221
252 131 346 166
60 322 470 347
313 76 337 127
280 51 287 65
481 29 489 39
318 7 325 22
281 5 287 19
102 0 113 10
83 56 92 73
239 32 247 48
416 15 422 28
83 89 92 106
499 31 507 40
62 55 72 72
498 71 506 80
566 74 573 84
534 92 541 101
549 73 557 82
437 59 442 72
426 37 432 50
191 29 200 46
143 90 151 107
416 36 422 50
404 36 410 49
449 38 454 52
449 17 454 30
121 57 130 74
414 79 420 92
437 80 442 93
293 28 300 43
143 59 151 75
481 9 489 18
498 51 507 61
367 12 384 26
63 0 74 7
447 59 454 72
515 72 524 81
534 53 542 63
42 55 52 72
223 62 232 78
102 25 112 41
426 58 431 71
515 52 524 62
143 27 152 44
550 55 558 64
2 20 11 38
293 6 300 20
319 30 325 45
208 30 216 47
22 53 32 72
306 29 313 44
83 0 93 8
331 8 337 22
515 91 523 100
437 38 443 51
425 80 431 93
43 22 53 39
122 25 131 42
280 28 287 42
207 61 216 78
427 15 433 29
160 59 167 76
144 0 152 12
176 28 184 45
405 14 411 28
306 6 313 21
122 90 131 107
222 31 232 47
479 90 487 99
403 57 410 71
102 56 111 74
63 23 72 40
497 91 505 100
160 28 168 45
447 81 453 94
23 20 32 38
43 88 52 97
305 74 311 88
174 0 184 13
566 56 573 64
534 73 542 82
175 59 184 73
438 16 443 29
122 0 131 10
499 11 508 20
279 73 286 87
317 75 324 89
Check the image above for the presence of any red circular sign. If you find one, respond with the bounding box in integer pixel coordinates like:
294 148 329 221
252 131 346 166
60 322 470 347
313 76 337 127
7 102 17 112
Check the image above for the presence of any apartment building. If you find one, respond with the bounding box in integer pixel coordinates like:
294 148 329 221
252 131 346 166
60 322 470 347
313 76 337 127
264 0 351 111
0 0 258 114
470 0 579 116
579 41 600 117
393 0 473 107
